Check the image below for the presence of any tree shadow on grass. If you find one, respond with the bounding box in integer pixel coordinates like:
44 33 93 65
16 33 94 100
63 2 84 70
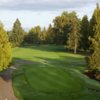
0 58 37 82
33 55 86 71
22 45 67 53
0 54 86 82
12 56 88 100
21 45 87 56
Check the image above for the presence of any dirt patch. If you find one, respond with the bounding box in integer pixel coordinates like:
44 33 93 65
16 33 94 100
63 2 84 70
84 70 100 81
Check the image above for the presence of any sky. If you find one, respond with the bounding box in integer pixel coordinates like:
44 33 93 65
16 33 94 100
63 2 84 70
0 0 100 30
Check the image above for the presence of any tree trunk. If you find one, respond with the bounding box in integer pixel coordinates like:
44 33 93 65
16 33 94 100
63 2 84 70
74 39 77 54
74 46 77 54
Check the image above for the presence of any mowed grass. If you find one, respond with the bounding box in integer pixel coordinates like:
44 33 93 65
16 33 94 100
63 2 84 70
12 45 100 100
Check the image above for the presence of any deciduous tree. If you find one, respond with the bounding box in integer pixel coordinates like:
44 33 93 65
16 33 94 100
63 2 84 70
67 12 80 54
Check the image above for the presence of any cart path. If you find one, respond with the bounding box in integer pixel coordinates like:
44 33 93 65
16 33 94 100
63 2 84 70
0 66 18 100
0 59 35 100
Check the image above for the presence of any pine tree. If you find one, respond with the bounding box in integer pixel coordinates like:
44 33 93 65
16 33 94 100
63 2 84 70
0 23 12 71
80 15 89 51
87 4 100 71
89 9 97 38
10 19 25 47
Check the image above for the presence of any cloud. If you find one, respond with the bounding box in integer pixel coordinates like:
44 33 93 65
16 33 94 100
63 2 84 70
0 0 98 11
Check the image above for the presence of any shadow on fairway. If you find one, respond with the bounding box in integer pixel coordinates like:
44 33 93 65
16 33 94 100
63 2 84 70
0 58 37 81
33 56 86 69
0 53 85 82
21 45 67 52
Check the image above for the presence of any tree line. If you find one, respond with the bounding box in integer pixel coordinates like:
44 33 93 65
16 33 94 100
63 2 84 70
8 11 91 54
0 4 100 78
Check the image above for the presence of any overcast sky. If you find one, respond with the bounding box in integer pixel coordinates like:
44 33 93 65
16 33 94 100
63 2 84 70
0 0 99 30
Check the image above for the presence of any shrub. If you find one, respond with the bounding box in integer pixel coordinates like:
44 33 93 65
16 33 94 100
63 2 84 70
0 24 12 71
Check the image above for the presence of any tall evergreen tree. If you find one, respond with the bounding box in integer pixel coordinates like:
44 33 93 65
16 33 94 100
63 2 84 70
10 19 25 47
89 10 97 38
87 4 100 71
0 23 12 71
80 15 89 51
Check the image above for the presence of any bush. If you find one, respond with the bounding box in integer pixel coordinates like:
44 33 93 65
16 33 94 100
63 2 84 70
0 25 12 71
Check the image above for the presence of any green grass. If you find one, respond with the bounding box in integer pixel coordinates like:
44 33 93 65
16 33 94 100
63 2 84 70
12 45 100 100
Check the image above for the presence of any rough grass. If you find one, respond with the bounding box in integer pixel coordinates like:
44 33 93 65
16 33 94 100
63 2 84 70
12 45 100 100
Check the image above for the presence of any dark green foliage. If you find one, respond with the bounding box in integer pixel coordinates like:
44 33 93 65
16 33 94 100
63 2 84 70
10 19 25 47
25 26 41 44
46 24 54 44
53 12 70 44
89 9 97 38
80 15 90 51
87 4 100 71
